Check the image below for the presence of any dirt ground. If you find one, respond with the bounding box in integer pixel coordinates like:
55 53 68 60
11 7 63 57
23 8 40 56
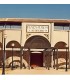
0 67 70 75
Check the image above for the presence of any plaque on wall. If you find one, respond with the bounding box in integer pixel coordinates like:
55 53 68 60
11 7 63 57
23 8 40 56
26 25 49 33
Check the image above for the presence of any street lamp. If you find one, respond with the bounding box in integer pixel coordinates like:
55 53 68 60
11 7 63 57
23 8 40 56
11 43 15 70
2 34 7 75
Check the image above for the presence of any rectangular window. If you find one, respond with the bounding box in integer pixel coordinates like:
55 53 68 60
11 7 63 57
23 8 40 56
10 25 21 29
64 26 69 30
54 23 70 31
0 22 21 29
54 26 63 30
5 25 11 29
0 25 5 29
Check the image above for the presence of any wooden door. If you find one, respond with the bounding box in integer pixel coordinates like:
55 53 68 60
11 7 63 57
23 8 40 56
30 53 43 67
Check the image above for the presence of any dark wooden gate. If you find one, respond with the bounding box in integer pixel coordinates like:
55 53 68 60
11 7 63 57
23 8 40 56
30 52 43 67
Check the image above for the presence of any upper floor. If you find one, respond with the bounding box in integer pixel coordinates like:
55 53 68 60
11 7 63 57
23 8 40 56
0 18 70 31
0 18 70 48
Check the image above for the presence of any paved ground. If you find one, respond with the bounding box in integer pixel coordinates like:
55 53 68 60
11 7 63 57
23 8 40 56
0 67 70 75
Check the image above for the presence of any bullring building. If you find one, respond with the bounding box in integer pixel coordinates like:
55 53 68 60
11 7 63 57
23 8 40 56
0 18 70 69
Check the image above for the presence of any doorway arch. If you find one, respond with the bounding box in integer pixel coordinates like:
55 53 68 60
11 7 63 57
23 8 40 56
24 35 51 49
24 35 51 67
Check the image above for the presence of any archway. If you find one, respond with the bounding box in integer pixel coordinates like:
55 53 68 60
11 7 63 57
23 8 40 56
24 35 51 49
6 40 21 48
6 40 21 68
54 41 68 68
24 35 51 67
6 40 21 59
54 41 67 49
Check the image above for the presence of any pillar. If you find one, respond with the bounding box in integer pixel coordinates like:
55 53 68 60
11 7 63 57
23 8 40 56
27 48 30 70
65 47 68 71
43 49 46 67
56 48 58 70
53 48 55 69
20 47 23 69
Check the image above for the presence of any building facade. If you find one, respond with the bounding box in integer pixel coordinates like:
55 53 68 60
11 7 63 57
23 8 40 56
0 18 70 69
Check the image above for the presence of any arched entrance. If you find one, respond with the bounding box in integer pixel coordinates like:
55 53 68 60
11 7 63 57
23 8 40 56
24 35 51 67
24 35 51 48
6 40 21 68
54 41 68 68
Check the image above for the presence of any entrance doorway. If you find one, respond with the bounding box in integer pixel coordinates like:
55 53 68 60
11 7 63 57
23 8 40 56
30 52 43 67
24 35 51 67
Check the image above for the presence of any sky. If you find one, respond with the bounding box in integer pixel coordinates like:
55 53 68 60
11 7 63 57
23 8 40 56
0 4 70 19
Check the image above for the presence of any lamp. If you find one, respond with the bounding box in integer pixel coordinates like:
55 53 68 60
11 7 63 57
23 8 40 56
2 34 7 75
11 43 15 47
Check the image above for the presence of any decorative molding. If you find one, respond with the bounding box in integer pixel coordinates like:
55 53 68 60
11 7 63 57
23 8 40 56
26 25 49 33
26 34 31 39
44 34 49 39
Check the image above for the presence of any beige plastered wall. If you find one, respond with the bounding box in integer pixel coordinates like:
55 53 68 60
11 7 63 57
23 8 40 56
0 31 2 43
3 23 70 49
51 23 69 47
22 23 51 46
3 29 21 46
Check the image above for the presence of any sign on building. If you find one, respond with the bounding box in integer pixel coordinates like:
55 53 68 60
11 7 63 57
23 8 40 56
26 25 49 33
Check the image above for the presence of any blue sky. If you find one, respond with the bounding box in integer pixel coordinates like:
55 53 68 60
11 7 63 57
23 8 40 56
0 4 70 19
